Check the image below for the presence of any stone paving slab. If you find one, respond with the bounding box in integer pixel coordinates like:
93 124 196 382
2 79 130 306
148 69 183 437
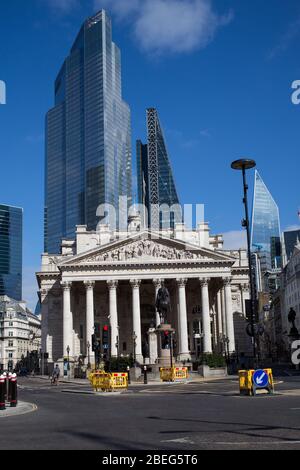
0 402 37 418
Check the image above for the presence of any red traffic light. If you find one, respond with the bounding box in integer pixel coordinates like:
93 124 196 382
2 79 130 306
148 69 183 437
164 331 169 336
103 325 109 331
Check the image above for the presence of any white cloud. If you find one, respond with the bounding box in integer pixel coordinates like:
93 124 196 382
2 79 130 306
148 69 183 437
284 225 300 232
95 0 233 55
222 230 247 251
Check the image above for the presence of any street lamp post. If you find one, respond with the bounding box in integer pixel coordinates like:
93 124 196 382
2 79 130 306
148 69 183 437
132 332 137 367
66 345 70 378
231 158 257 367
87 341 91 370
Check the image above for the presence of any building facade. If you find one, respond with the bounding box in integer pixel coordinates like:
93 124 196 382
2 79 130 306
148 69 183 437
282 229 300 266
136 109 181 230
0 296 41 371
45 10 132 254
37 220 250 373
0 204 23 301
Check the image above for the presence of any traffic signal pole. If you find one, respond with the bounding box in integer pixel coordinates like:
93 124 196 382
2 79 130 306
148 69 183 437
241 165 257 367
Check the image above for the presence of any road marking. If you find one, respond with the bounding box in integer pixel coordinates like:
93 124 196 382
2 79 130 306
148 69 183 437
161 437 195 445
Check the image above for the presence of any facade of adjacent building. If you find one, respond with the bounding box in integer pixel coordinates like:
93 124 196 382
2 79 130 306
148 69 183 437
37 218 251 375
0 296 41 371
45 10 132 254
0 204 23 301
251 171 282 294
282 229 300 266
136 109 181 230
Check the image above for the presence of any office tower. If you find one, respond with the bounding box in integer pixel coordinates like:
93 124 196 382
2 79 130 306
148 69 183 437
0 205 23 300
45 10 132 254
251 171 281 268
251 171 281 294
136 108 181 229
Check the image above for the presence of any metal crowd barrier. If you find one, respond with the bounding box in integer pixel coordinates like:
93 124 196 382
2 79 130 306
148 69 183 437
89 370 128 392
160 367 189 382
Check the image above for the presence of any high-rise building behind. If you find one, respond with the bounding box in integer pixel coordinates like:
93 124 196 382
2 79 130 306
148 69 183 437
136 108 181 229
45 10 132 254
251 171 281 294
0 205 22 301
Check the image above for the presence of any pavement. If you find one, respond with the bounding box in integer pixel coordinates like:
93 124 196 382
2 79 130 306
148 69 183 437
0 374 299 450
0 401 37 418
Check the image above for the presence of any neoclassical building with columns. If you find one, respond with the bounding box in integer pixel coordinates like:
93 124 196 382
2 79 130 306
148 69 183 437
36 219 250 369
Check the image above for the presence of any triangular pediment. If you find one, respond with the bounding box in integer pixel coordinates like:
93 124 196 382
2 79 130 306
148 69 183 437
59 230 235 267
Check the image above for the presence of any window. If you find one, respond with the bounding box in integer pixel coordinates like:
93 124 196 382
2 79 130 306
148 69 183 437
8 353 13 359
8 341 13 347
8 332 13 337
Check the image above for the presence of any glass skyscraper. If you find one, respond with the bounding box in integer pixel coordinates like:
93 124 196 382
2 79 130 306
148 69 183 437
137 108 181 229
251 171 281 270
0 205 22 300
45 10 132 254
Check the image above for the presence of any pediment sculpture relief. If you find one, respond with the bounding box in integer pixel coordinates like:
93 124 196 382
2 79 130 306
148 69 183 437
83 239 205 263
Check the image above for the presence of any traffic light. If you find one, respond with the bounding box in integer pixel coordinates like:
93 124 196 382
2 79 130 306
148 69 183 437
102 325 109 352
163 330 170 349
94 323 101 339
91 334 97 352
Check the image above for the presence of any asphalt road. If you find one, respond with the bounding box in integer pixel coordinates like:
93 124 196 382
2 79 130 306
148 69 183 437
1 376 300 450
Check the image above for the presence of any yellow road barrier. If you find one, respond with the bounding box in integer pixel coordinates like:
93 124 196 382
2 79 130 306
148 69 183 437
89 370 128 392
160 367 189 382
239 369 274 396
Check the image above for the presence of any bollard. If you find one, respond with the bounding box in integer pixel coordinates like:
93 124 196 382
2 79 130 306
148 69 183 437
0 375 6 410
7 373 12 403
3 372 7 401
127 366 131 385
10 373 17 408
143 366 148 385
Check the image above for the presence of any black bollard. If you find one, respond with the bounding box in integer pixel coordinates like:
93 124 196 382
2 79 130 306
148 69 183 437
0 375 6 410
10 374 17 408
143 366 148 385
127 366 131 385
7 373 12 403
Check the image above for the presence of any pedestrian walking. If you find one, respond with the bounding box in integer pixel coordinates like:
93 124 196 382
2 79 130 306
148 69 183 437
51 364 60 386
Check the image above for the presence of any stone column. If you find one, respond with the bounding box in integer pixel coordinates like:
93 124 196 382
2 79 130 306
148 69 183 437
221 287 227 335
107 280 119 358
61 281 73 358
130 280 143 363
84 281 95 358
200 278 212 354
217 291 223 337
153 279 164 327
176 278 190 361
224 277 236 353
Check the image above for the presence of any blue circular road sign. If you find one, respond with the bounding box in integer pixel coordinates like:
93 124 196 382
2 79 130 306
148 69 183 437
253 369 269 388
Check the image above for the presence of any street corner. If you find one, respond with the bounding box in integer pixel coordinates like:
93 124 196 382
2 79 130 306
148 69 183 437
0 401 37 418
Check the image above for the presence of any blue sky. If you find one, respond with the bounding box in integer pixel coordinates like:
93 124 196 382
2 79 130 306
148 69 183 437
0 0 300 309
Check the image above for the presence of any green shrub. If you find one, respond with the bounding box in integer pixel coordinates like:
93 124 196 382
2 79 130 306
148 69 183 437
198 353 226 368
106 356 134 372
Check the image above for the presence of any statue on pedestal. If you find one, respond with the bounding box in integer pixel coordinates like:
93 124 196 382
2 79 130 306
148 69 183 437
288 308 299 337
155 284 170 325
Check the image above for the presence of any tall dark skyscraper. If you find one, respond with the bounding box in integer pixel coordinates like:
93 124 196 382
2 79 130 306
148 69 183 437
0 205 22 300
45 10 132 254
137 108 181 229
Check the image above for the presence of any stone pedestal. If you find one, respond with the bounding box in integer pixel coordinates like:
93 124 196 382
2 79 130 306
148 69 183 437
148 327 158 364
156 324 175 367
57 358 75 380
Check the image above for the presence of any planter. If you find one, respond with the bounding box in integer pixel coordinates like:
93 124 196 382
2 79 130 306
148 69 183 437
198 365 227 378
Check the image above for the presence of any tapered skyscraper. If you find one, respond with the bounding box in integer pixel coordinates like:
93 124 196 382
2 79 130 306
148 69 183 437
251 170 281 270
45 10 132 254
137 109 181 229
